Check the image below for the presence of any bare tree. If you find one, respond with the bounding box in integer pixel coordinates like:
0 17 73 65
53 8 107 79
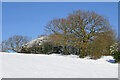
66 10 114 57
1 35 31 52
45 18 71 54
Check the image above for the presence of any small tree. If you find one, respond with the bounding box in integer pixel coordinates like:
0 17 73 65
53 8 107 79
1 35 31 52
110 42 119 62
1 40 9 52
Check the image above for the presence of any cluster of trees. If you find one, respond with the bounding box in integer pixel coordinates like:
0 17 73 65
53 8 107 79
0 10 119 62
45 10 117 59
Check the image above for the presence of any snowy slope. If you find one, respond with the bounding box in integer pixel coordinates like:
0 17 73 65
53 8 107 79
23 36 48 48
0 52 2 79
1 52 118 78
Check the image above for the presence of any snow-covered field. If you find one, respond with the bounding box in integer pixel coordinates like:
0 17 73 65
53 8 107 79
0 52 2 79
0 52 118 78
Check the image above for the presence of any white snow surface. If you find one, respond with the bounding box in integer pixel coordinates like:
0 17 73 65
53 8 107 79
0 52 118 78
0 52 2 79
23 36 48 48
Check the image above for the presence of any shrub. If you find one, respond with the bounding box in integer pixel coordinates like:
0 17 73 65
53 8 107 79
110 42 119 63
42 41 54 54
53 46 63 54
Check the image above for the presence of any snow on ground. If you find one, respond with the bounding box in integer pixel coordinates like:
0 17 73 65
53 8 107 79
0 52 118 78
0 52 2 79
23 36 48 48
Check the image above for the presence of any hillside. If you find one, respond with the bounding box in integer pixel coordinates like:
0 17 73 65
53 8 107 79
22 36 48 48
0 52 118 78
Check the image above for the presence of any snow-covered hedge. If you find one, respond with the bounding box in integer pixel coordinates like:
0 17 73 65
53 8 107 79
110 42 119 62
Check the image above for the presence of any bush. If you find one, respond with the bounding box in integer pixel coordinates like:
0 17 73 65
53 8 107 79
20 43 43 54
42 41 53 54
53 46 63 54
110 42 119 63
